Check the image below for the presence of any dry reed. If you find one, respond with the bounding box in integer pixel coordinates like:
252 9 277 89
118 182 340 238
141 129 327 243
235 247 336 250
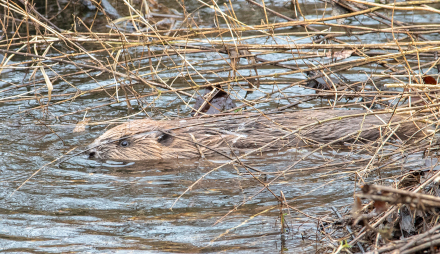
2 0 440 252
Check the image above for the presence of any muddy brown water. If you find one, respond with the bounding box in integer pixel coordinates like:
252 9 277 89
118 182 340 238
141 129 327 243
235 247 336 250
1 0 439 253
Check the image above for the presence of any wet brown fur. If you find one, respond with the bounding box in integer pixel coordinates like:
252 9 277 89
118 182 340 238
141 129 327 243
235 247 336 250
88 110 426 161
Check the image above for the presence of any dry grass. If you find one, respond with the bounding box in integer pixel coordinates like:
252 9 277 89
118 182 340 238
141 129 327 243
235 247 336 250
2 0 440 252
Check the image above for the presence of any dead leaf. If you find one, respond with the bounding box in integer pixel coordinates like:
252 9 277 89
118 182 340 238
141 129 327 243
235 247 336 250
326 49 355 60
400 206 415 234
39 66 53 104
423 75 437 85
373 200 388 214
73 118 91 133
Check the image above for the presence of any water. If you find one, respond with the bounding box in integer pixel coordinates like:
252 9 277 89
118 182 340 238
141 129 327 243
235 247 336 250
1 0 438 252
1 145 359 252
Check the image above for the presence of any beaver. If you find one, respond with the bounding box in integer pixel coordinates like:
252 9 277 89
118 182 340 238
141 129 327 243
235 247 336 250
87 110 427 161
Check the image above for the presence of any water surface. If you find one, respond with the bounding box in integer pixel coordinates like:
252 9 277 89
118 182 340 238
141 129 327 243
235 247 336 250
1 0 437 252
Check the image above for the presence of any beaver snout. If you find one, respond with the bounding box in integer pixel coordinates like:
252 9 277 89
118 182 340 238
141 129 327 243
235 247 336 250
88 149 97 159
89 151 96 158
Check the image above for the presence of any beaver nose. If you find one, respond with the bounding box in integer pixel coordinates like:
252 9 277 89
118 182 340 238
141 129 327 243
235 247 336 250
88 150 96 158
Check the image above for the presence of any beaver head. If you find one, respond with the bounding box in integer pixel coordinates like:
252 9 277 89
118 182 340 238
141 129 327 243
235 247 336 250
88 119 177 161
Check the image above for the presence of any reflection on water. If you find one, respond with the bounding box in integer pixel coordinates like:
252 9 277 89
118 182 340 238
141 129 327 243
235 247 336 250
0 133 406 253
0 115 358 252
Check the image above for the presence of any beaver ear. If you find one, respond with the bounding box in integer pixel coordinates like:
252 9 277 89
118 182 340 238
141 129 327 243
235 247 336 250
157 132 174 146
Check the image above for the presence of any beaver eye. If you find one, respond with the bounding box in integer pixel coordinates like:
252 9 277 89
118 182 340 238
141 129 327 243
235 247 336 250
120 140 129 147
